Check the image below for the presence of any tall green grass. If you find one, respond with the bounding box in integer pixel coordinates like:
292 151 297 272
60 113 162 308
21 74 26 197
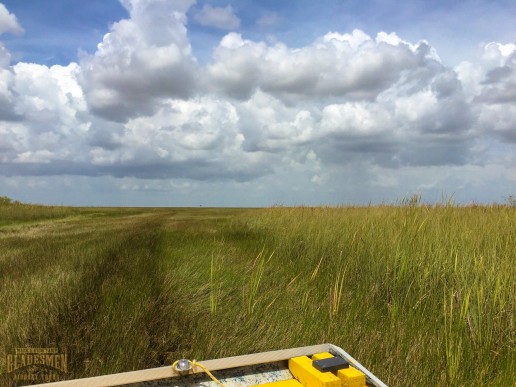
224 205 515 386
0 197 78 225
0 201 514 386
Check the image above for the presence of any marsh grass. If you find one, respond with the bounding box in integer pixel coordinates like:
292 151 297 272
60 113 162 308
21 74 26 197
209 254 220 314
0 202 514 386
233 205 515 386
329 254 347 318
0 200 78 226
245 249 273 315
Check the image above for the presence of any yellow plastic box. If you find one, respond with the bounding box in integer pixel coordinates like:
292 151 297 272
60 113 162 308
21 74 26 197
311 352 366 387
311 352 334 361
289 356 341 387
336 367 366 387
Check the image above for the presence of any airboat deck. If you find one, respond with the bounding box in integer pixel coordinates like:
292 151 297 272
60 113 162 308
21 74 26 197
34 344 387 387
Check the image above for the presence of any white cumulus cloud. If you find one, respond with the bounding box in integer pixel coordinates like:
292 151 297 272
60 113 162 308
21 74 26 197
206 30 444 104
0 1 515 205
80 0 198 122
0 3 23 36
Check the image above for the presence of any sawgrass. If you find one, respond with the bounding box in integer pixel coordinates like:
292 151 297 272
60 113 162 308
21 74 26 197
0 199 78 225
226 205 515 386
0 200 514 386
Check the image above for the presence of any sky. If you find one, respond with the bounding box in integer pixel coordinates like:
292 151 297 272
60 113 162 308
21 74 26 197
0 0 515 206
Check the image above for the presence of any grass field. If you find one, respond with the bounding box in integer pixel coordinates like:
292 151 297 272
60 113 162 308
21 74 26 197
0 199 514 386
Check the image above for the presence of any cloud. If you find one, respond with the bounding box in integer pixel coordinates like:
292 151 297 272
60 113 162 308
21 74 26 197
206 30 442 103
205 30 476 168
120 0 195 14
256 12 280 28
0 0 515 205
80 0 198 122
0 50 273 181
193 5 240 30
82 97 273 180
0 62 86 167
457 42 516 143
0 4 21 122
0 3 23 36
0 49 18 121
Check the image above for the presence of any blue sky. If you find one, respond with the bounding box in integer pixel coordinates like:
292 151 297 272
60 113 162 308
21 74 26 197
1 1 128 64
0 0 515 206
3 0 515 66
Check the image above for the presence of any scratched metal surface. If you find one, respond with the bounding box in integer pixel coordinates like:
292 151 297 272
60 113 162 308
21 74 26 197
127 361 292 386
